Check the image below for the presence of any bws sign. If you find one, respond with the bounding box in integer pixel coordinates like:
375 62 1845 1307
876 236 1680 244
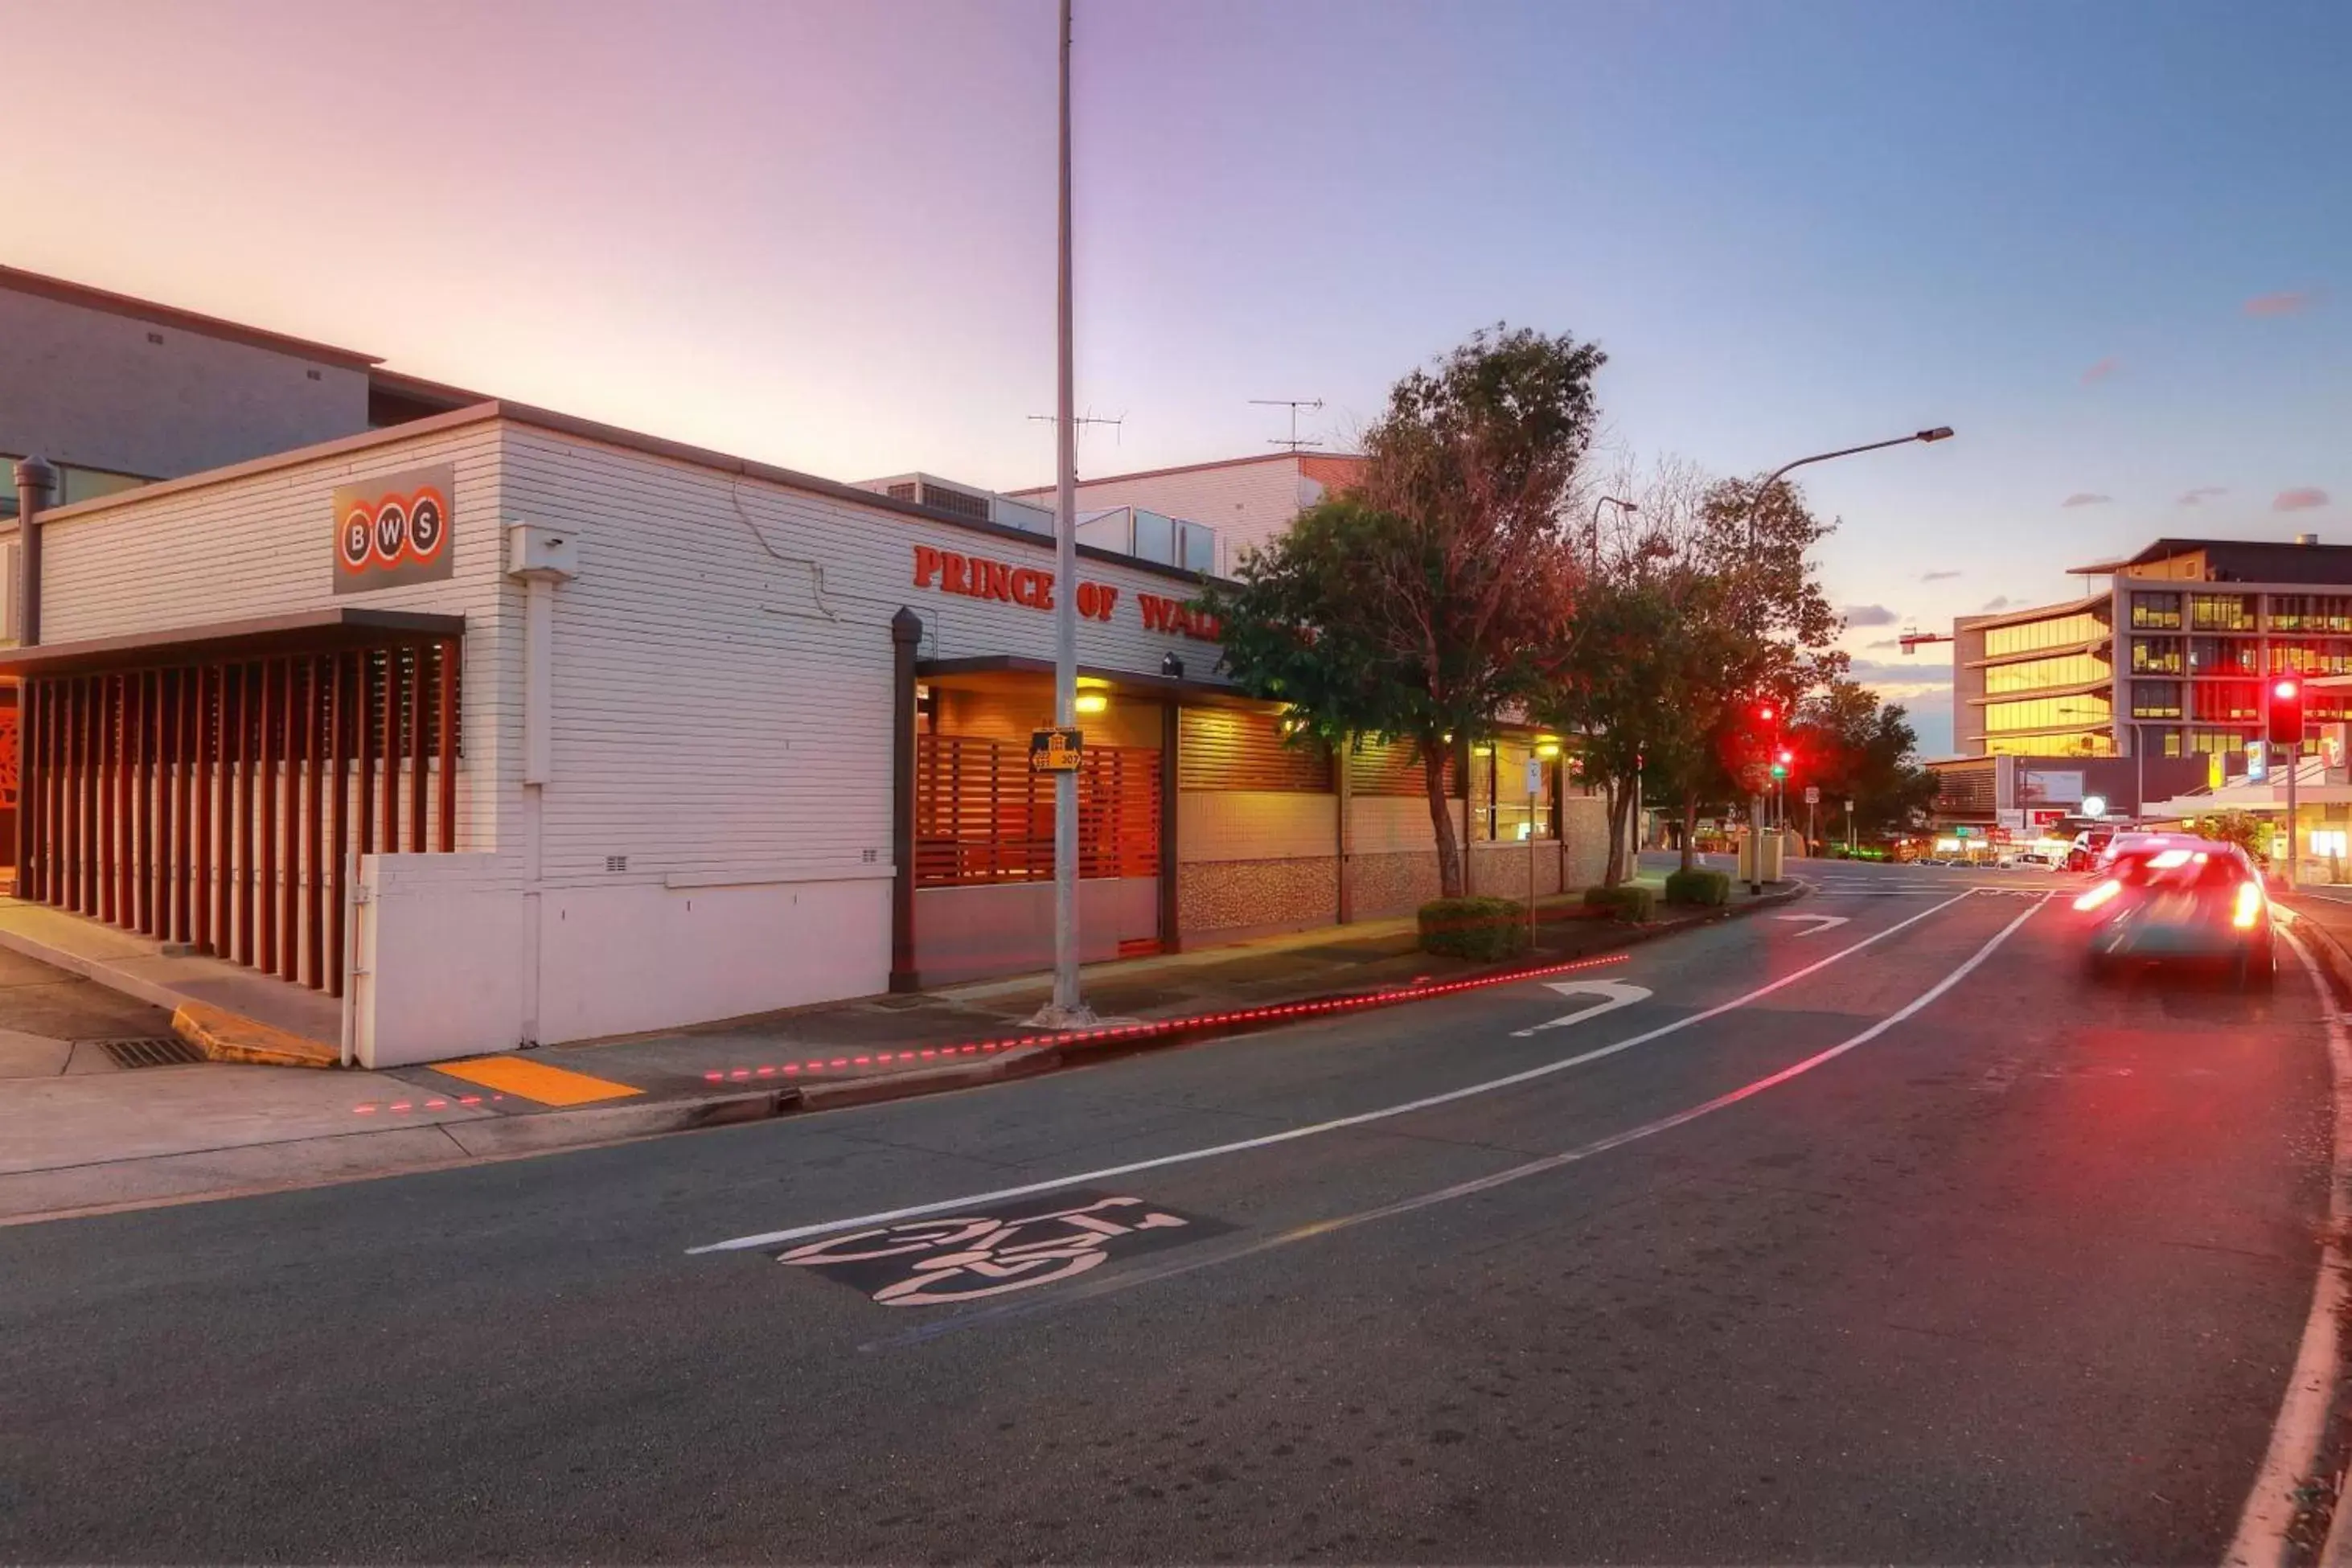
334 464 455 593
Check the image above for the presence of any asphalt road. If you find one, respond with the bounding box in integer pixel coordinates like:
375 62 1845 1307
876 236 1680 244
0 858 2334 1563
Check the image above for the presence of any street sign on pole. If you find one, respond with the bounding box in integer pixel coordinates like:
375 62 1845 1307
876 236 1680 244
1804 786 1820 805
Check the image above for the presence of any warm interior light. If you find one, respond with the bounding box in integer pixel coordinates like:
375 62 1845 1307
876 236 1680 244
2073 879 2122 912
1472 745 1494 757
2234 880 2264 929
1074 692 1108 715
1536 741 1562 758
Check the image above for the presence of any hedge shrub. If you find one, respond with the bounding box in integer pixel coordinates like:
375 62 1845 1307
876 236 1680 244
1663 868 1731 907
1582 883 1656 923
1417 897 1532 959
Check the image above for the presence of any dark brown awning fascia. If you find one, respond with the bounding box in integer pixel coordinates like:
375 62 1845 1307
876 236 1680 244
916 654 1262 708
0 609 466 676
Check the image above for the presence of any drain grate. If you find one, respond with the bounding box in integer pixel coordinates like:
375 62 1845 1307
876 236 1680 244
97 1036 205 1069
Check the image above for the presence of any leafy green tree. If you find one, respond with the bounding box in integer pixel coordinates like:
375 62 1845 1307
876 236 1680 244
2198 808 2272 864
1787 678 1940 846
1205 325 1603 897
1545 469 1845 879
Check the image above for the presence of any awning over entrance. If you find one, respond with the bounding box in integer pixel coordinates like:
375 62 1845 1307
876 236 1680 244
915 654 1260 710
0 609 466 676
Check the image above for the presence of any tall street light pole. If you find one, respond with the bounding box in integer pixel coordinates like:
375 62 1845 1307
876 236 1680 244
1742 427 1955 893
1036 0 1093 1028
1589 495 1636 573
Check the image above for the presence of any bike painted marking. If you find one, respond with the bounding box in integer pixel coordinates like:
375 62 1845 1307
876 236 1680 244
1510 979 1653 1037
776 1191 1229 1307
688 889 1984 1256
1773 913 1852 938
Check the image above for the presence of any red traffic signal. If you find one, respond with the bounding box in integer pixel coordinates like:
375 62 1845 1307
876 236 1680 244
1775 748 1794 766
1755 703 1776 723
2269 677 2305 749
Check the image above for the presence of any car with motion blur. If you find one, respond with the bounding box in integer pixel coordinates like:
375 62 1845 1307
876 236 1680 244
2013 851 2058 869
2076 839 2275 990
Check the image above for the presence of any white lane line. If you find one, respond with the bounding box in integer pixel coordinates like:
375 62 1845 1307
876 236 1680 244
863 890 2057 1351
2227 928 2352 1568
688 888 1987 1255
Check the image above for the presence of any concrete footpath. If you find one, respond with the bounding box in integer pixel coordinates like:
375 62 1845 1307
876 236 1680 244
0 876 1800 1223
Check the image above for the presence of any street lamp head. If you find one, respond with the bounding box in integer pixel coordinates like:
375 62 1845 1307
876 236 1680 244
1916 426 1956 443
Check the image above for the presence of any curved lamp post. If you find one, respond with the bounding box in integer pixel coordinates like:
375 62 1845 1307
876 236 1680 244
1741 427 1956 892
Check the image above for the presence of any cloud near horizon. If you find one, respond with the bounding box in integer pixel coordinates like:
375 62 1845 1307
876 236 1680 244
1980 595 2013 613
1841 604 1898 627
2062 492 2113 508
2245 290 2316 317
1845 659 1952 688
1921 569 1961 581
1866 638 1902 650
2178 486 2228 507
2080 357 2120 384
2276 488 2330 511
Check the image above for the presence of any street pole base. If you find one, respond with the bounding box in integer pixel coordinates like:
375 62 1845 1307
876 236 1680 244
1026 1000 1102 1032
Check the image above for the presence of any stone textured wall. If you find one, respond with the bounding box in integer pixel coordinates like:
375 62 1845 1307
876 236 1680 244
1561 796 1610 889
1349 850 1444 919
1179 856 1338 938
1464 838 1566 901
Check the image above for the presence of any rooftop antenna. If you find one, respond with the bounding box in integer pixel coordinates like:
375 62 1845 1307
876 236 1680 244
1027 409 1124 447
1250 397 1324 453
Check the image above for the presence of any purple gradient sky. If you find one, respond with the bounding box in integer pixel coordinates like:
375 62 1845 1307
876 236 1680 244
3 0 2346 753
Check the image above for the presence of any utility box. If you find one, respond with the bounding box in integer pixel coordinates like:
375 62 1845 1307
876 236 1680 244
1739 831 1786 885
506 521 579 581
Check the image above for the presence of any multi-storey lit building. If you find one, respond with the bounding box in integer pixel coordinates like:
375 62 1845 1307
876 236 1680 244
1955 536 2352 761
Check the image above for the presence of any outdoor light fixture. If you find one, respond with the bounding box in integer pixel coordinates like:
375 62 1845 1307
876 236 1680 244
1536 741 1562 758
1161 652 1184 678
1074 692 1108 715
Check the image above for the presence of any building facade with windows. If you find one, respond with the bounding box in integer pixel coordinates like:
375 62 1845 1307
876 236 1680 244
1006 450 1367 577
1955 537 2352 762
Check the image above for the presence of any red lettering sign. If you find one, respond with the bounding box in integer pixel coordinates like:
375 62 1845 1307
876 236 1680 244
1139 591 1221 642
908 545 1213 641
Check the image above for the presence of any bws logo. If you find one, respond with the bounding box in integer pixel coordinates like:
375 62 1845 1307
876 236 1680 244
332 465 456 593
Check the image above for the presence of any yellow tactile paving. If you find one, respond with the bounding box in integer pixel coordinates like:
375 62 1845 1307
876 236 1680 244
432 1055 646 1106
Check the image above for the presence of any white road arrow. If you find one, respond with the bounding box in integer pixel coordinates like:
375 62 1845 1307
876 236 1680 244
1775 913 1852 938
1512 979 1654 1037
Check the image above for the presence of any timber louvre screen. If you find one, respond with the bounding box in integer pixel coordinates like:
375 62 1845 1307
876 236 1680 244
914 734 1160 886
22 638 461 995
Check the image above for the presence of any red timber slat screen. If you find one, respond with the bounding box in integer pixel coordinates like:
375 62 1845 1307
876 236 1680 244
23 638 461 995
914 735 1159 887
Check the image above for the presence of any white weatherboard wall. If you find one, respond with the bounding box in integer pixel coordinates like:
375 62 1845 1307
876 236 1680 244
495 421 1229 1042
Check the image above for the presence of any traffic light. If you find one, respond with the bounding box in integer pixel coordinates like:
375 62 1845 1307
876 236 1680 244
1756 703 1777 724
2269 677 2305 749
1770 748 1792 780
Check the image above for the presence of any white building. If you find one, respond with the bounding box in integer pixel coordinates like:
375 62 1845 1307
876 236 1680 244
1007 450 1366 577
2 402 1603 1068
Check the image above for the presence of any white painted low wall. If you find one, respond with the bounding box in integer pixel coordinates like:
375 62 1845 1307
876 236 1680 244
351 855 528 1069
536 872 891 1042
914 877 1159 986
350 855 895 1065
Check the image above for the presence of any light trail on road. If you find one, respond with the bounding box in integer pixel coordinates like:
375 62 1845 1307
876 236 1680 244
689 886 1987 1254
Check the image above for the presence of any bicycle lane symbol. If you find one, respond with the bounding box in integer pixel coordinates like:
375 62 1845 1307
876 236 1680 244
774 1189 1233 1307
